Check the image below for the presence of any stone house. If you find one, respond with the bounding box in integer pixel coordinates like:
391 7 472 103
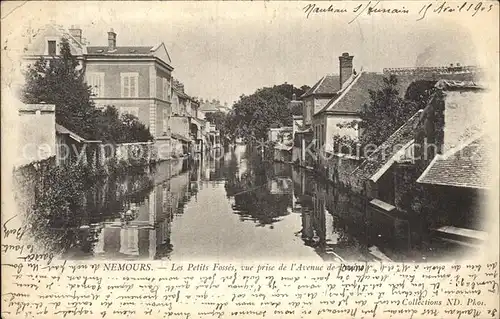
301 65 343 128
297 53 351 166
85 29 173 159
22 24 177 160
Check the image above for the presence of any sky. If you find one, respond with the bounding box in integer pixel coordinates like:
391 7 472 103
2 1 498 105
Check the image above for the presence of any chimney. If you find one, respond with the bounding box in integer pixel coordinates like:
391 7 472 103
339 52 354 87
108 29 116 52
292 93 297 101
69 26 82 44
178 83 184 93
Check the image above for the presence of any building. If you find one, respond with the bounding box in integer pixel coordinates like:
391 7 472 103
298 52 360 167
383 65 483 98
170 80 192 157
301 63 344 127
85 28 174 159
22 24 180 161
291 115 305 164
21 24 87 69
199 99 230 115
55 123 102 167
268 126 293 163
353 79 490 246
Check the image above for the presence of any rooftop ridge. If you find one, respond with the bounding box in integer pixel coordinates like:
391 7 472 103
19 104 56 112
322 70 365 112
435 79 485 90
383 65 480 76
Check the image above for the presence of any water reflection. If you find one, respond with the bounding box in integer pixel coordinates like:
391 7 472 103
32 145 468 261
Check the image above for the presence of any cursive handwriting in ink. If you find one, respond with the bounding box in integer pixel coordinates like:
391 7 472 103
418 1 494 21
303 3 348 19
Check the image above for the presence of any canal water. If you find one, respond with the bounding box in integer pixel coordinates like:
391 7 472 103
35 146 469 262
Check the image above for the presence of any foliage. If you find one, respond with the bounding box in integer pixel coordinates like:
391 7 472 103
336 75 425 150
331 134 361 157
21 38 152 143
290 102 304 116
24 159 154 255
21 38 98 139
404 80 438 110
27 163 98 253
205 111 232 144
357 75 420 147
230 83 309 142
93 106 153 143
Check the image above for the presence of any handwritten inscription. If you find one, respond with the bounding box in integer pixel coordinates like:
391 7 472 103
417 1 495 21
303 1 409 22
2 260 499 318
302 1 496 23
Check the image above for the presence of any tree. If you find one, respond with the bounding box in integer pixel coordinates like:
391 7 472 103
22 38 153 143
290 102 304 116
95 106 153 143
120 113 153 143
230 83 310 142
355 75 421 148
404 80 438 110
21 38 98 139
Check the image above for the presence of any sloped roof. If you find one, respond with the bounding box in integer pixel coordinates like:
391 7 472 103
55 124 101 143
301 75 341 98
199 102 220 113
171 133 191 143
417 135 493 189
352 110 423 182
317 72 386 115
87 46 154 55
173 87 190 100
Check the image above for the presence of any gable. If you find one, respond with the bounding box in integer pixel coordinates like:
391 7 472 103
320 72 385 114
24 24 85 57
152 42 172 66
301 75 341 98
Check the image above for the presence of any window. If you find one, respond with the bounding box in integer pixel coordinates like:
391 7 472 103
47 40 57 55
162 78 171 101
315 126 318 150
87 73 105 97
163 109 170 135
180 102 186 115
119 107 139 118
172 95 179 115
321 124 325 150
121 73 139 98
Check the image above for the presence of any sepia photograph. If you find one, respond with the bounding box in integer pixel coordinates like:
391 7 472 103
1 1 499 318
3 0 498 263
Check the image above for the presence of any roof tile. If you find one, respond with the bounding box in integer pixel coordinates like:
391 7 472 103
319 72 386 114
301 75 341 98
352 110 422 181
417 135 493 189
